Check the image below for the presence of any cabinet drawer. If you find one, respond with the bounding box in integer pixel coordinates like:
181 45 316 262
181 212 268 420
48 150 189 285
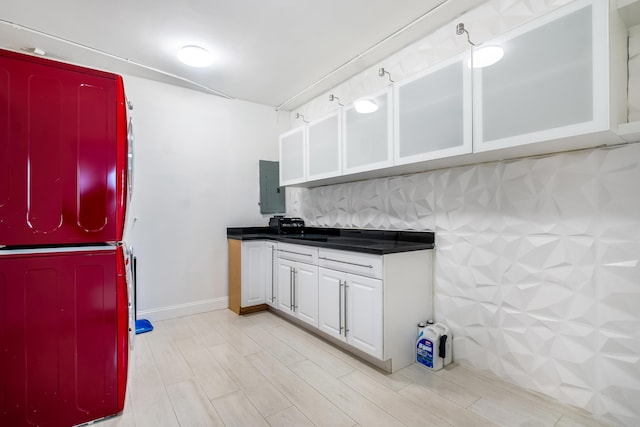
277 243 318 264
318 248 382 279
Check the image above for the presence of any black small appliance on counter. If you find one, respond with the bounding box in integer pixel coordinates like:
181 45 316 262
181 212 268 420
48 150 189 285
269 216 305 234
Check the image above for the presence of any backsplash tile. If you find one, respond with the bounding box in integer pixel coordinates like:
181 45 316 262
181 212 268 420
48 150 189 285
290 142 640 426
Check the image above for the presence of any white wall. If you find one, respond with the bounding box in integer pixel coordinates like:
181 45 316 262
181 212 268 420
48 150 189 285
122 74 286 321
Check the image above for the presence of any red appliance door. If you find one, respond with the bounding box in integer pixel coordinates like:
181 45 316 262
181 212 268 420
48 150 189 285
0 246 129 427
0 49 128 246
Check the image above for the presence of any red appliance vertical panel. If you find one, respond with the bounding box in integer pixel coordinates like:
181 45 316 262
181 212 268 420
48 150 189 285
0 248 126 427
74 264 107 413
77 84 109 233
27 75 64 235
24 267 61 426
0 68 8 208
0 270 6 422
0 49 125 246
115 245 129 411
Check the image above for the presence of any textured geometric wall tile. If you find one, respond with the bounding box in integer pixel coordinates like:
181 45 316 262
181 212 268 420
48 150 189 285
348 178 390 229
595 144 640 239
285 187 303 218
306 185 351 227
434 163 504 234
387 173 435 230
292 143 640 425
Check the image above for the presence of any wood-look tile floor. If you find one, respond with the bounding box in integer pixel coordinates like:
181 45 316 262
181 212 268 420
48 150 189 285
100 309 614 427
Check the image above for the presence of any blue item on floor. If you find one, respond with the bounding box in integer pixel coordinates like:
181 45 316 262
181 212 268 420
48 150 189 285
135 319 153 334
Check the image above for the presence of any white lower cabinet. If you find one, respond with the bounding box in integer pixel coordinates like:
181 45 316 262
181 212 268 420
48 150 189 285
272 242 432 372
276 245 319 328
318 267 383 359
294 262 319 327
277 258 295 313
318 268 344 339
345 273 383 359
240 241 266 308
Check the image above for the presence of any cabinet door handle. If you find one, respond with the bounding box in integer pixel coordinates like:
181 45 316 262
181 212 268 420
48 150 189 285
271 247 276 302
292 268 297 310
289 267 294 310
339 280 344 334
278 249 313 257
319 256 373 269
344 282 349 337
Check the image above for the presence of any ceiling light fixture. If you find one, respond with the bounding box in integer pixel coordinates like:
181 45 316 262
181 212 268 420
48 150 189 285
353 98 379 114
177 45 214 67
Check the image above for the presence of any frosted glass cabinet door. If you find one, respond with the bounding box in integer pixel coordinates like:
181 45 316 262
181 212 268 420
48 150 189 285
394 54 472 165
474 0 609 152
307 111 341 181
343 87 393 174
279 126 306 185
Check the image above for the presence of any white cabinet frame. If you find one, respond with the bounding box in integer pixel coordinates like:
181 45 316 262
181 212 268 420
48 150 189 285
394 52 473 165
342 86 394 175
472 0 618 152
306 110 343 181
279 126 306 186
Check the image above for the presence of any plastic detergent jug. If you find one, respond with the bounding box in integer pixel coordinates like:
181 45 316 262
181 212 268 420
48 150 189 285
416 322 452 371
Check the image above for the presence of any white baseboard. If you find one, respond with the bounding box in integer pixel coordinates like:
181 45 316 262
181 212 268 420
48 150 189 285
136 297 228 322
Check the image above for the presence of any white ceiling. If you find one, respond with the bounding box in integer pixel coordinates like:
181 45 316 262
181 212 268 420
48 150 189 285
0 0 487 110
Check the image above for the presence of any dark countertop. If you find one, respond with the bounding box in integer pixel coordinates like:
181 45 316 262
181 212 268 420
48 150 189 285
227 226 434 255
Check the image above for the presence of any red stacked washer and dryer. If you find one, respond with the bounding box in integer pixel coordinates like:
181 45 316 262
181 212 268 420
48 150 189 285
0 48 134 426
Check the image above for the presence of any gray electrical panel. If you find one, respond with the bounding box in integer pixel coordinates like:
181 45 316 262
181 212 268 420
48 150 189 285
259 160 285 214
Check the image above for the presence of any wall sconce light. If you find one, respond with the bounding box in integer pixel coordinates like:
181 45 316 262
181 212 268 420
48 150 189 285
470 46 504 68
378 67 394 83
295 113 309 123
455 23 475 46
353 98 379 114
329 94 344 106
456 22 504 69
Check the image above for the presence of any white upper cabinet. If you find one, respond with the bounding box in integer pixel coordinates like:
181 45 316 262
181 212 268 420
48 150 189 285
279 126 306 186
343 87 393 174
394 53 472 164
473 0 625 152
276 0 626 188
307 111 342 181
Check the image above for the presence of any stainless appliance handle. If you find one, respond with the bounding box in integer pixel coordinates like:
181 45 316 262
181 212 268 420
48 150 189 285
278 249 313 257
319 257 373 269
